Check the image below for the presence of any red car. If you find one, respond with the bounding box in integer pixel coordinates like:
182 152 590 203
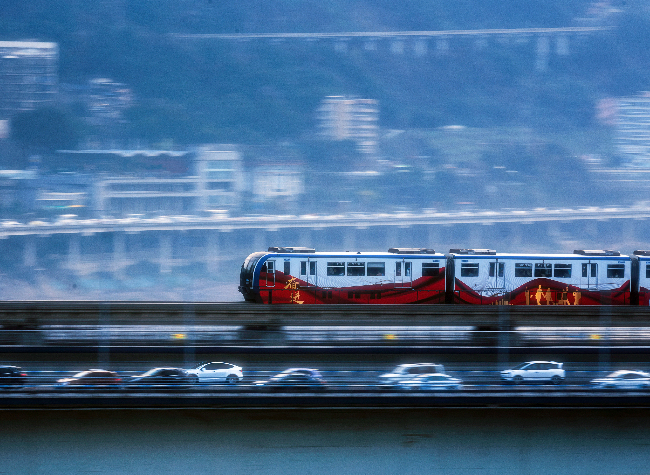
55 369 121 389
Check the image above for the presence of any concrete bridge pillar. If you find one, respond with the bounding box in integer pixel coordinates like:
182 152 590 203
253 230 265 253
343 228 356 251
206 232 220 275
413 39 427 56
24 237 36 268
556 35 569 56
159 233 172 274
535 36 550 71
390 40 404 54
299 228 312 248
112 233 126 278
67 234 81 273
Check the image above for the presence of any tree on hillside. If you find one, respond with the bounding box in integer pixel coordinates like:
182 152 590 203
10 107 80 154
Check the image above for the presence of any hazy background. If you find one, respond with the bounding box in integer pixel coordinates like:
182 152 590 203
1 1 649 300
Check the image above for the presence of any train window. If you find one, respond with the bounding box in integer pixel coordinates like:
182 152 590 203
489 262 504 277
515 263 532 277
347 262 365 276
534 263 552 278
460 263 479 277
646 263 650 279
607 264 625 278
405 262 412 277
284 261 291 275
310 261 316 276
396 262 401 276
367 262 385 276
422 262 440 276
327 262 345 276
300 261 307 275
554 264 572 278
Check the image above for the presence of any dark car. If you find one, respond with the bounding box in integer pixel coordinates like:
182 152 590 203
55 369 121 390
254 368 328 391
127 367 194 389
0 366 27 389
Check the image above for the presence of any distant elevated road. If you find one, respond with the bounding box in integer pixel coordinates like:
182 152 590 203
1 204 648 237
170 26 611 40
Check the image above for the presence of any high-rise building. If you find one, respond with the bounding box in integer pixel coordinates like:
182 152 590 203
616 92 650 168
317 96 379 155
0 41 58 120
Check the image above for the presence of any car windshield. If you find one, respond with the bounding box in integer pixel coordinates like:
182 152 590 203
140 368 162 377
512 363 531 370
73 371 92 378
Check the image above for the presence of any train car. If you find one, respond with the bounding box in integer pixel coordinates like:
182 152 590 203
239 247 634 305
239 247 447 304
449 249 632 305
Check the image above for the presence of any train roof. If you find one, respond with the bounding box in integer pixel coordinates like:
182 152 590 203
259 248 630 259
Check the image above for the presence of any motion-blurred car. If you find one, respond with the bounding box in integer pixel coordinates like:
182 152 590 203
254 368 328 391
55 369 121 389
379 363 445 389
0 365 27 389
591 370 650 390
126 367 194 389
500 361 565 385
397 373 463 391
185 362 243 384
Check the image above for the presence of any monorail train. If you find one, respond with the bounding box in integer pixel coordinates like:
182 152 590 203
238 247 650 305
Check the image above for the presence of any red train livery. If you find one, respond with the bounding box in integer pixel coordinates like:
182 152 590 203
239 247 649 305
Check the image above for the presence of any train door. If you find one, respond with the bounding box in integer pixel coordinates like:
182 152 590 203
262 260 275 287
395 259 412 288
489 260 505 290
308 259 317 287
581 261 598 289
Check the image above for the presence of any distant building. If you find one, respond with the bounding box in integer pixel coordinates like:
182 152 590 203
251 165 304 204
194 145 244 212
55 145 243 217
0 41 58 121
317 96 379 155
86 77 134 125
616 93 650 168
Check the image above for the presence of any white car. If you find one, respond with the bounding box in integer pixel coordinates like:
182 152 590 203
591 370 650 390
397 373 462 391
500 361 565 385
379 363 445 389
185 362 243 384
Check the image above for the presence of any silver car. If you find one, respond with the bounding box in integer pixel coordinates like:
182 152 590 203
185 362 243 384
500 361 565 385
398 373 463 391
379 363 445 389
591 370 650 390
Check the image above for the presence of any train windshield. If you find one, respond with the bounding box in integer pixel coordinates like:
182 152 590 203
240 252 267 287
